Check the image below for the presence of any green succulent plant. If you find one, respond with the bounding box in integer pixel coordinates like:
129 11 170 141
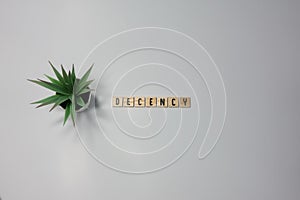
28 61 94 126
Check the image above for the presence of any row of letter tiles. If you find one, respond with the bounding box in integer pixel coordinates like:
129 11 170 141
112 97 191 108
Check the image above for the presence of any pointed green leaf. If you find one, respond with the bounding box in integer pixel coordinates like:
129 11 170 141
38 79 70 95
44 75 70 92
28 79 70 95
49 95 70 112
63 103 71 125
44 74 61 86
76 80 93 95
79 64 93 84
49 103 58 112
68 71 72 85
71 64 76 84
76 96 85 107
36 103 49 108
77 88 92 95
48 61 64 83
31 94 60 105
70 94 76 126
72 78 79 95
61 65 69 82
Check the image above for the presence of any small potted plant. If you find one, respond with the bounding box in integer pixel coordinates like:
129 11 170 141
28 61 94 125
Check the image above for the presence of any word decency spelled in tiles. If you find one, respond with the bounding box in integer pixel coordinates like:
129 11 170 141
112 97 191 108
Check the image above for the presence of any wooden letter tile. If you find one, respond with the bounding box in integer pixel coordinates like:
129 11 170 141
157 97 168 107
112 97 123 107
168 97 179 108
180 97 191 108
123 97 134 107
134 97 145 107
146 97 157 107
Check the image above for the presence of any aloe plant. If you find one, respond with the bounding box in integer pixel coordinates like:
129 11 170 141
28 61 94 125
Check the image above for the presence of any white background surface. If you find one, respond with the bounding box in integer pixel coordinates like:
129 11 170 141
0 0 299 199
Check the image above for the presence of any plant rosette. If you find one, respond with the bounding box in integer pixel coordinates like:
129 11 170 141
28 61 94 125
